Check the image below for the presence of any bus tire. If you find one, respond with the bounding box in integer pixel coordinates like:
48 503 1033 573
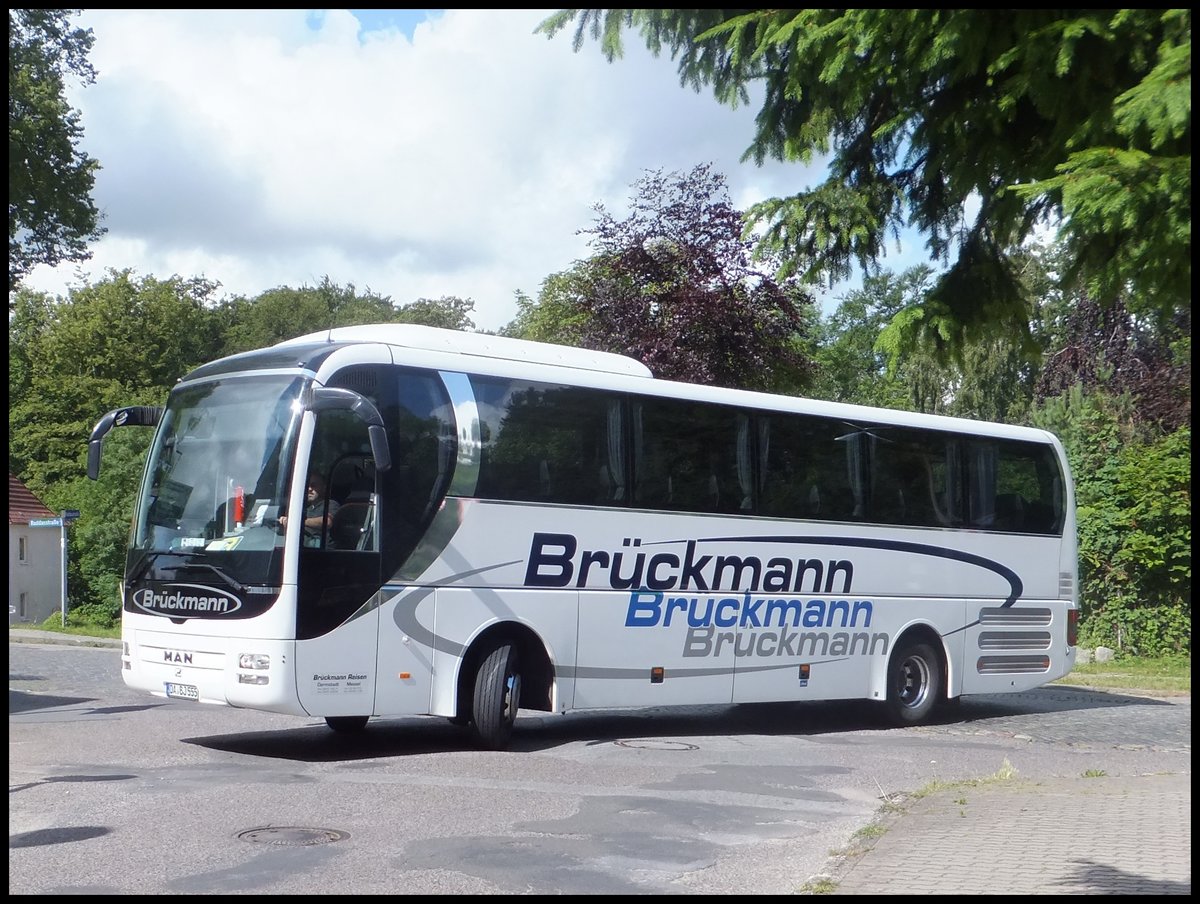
325 715 369 733
884 640 940 726
472 642 521 750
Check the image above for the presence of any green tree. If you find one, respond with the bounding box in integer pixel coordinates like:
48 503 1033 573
812 269 925 410
1034 391 1190 655
220 279 479 353
218 277 398 353
53 426 151 622
502 281 596 346
10 271 228 621
9 270 225 493
9 8 105 293
541 9 1191 357
817 265 1033 420
395 295 477 331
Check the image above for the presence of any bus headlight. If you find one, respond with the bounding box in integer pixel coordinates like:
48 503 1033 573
238 652 271 684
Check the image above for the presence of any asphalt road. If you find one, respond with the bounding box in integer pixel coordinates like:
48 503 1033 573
8 638 1191 895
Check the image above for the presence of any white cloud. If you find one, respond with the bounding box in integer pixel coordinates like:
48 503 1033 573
24 9 837 332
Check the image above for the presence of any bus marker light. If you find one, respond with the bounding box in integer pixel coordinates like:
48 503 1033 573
398 672 411 680
650 667 665 684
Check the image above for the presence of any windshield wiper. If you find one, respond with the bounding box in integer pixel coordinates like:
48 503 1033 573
176 561 248 597
126 549 193 586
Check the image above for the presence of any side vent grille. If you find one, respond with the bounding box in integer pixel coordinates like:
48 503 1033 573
978 607 1051 627
978 631 1052 651
977 655 1050 674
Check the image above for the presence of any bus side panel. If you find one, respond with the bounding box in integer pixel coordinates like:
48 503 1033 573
956 533 1076 695
294 605 379 717
574 588 735 709
730 597 967 704
959 599 1077 695
410 587 578 720
373 585 437 718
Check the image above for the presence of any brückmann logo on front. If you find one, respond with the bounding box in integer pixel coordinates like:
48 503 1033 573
131 583 242 615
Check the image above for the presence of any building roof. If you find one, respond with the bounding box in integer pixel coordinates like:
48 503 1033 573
9 473 56 525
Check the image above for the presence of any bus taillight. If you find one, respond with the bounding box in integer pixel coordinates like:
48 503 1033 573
1067 609 1079 647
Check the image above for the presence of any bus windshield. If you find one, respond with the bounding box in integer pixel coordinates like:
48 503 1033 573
132 374 306 569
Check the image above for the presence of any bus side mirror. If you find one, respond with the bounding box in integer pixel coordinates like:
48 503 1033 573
368 424 391 474
310 387 392 473
87 406 163 480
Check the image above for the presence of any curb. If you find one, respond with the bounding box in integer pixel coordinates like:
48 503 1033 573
8 629 120 648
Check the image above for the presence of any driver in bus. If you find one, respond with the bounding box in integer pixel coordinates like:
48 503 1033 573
280 474 340 547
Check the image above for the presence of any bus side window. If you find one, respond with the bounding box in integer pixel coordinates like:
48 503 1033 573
757 413 849 521
992 493 1026 532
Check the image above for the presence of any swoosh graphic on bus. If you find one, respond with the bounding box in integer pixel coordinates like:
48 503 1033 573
387 560 523 654
669 535 1025 607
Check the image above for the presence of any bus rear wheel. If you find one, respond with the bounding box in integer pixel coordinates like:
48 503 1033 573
472 642 521 750
884 640 941 726
325 715 369 733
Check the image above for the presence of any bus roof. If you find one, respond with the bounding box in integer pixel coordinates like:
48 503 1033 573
277 324 655 379
262 324 1058 448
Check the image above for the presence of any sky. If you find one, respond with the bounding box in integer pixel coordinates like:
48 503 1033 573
23 9 929 333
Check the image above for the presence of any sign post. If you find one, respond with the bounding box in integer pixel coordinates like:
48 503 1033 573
59 510 82 627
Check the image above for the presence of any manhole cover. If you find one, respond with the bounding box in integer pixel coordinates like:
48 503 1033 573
236 827 348 846
614 739 699 751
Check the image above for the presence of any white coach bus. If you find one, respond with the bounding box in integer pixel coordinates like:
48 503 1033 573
87 324 1078 749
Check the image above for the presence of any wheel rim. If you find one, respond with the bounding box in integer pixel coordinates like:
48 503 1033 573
896 654 931 709
504 673 521 724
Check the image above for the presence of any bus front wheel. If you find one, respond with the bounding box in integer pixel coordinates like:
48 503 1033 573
884 641 941 726
325 715 369 733
472 642 521 750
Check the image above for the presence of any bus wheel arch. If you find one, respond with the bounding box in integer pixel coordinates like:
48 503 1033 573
455 622 554 745
881 625 946 727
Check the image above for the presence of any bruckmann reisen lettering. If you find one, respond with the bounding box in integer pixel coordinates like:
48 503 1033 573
523 532 855 593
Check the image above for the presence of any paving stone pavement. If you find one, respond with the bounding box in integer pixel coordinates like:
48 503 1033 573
826 772 1191 895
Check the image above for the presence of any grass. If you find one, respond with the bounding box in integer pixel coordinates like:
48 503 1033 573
14 616 120 640
1051 652 1190 695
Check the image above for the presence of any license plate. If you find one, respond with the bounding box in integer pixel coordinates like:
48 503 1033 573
165 682 199 700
